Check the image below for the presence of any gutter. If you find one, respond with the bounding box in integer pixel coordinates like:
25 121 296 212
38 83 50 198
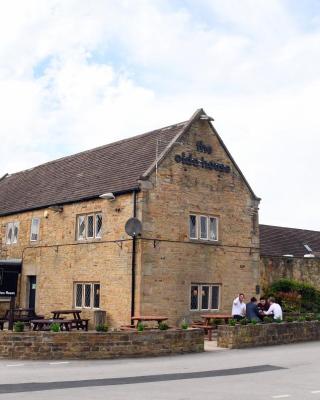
131 190 137 322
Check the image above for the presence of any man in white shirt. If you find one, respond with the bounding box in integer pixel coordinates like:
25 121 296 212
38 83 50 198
264 297 283 320
232 293 246 321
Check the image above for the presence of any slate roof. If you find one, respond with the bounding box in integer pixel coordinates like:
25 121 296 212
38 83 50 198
259 224 320 257
0 121 188 216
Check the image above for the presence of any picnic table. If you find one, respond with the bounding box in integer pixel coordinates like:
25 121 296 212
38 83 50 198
131 315 168 327
191 314 231 341
31 319 73 331
4 308 44 323
51 310 89 331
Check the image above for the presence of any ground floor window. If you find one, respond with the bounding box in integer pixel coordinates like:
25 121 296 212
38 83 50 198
74 282 100 309
190 283 220 311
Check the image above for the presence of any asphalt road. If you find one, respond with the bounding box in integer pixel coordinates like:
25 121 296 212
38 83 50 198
1 341 320 399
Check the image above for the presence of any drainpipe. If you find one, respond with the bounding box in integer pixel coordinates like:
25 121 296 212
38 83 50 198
131 190 137 323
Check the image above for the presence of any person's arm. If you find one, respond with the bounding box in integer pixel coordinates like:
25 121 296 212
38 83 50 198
233 297 239 305
264 304 274 315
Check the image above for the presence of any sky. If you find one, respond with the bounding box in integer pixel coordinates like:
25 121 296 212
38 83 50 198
0 0 319 230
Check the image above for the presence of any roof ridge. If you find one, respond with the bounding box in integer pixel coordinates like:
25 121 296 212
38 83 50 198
5 120 188 178
260 223 320 234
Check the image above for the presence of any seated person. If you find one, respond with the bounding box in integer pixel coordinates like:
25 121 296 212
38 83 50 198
263 297 283 320
257 297 270 319
246 297 262 322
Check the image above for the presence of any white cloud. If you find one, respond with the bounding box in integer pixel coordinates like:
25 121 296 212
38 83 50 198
0 0 319 230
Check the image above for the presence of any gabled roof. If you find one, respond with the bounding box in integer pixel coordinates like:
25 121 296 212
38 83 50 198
259 224 320 257
0 121 188 216
0 108 259 216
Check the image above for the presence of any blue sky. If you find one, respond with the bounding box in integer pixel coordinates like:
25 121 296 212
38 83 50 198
0 0 320 230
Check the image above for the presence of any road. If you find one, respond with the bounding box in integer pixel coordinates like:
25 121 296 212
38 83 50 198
0 341 320 399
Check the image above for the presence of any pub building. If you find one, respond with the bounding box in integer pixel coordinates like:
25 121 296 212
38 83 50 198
0 109 261 327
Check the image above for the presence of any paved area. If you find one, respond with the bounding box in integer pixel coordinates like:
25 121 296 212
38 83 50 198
0 341 320 399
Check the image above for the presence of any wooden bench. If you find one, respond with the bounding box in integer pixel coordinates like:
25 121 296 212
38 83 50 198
72 318 89 331
191 324 214 341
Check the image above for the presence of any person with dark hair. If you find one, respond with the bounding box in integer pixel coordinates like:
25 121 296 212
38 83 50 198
257 297 270 312
246 297 262 322
232 293 246 321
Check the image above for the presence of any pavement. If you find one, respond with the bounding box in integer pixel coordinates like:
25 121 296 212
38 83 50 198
1 340 320 399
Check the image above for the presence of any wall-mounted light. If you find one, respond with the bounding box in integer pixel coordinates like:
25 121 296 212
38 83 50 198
99 192 115 201
49 205 64 213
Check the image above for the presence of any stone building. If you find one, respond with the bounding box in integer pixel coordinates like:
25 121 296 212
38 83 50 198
0 108 262 326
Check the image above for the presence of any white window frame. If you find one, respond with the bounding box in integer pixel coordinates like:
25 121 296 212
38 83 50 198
76 213 102 241
189 214 219 242
6 222 19 245
30 218 40 242
74 282 100 309
190 283 221 311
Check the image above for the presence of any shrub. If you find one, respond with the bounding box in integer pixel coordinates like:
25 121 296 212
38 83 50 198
137 322 145 332
263 316 273 324
13 321 24 332
305 313 315 321
274 318 282 323
95 324 109 332
228 319 236 326
298 316 306 322
285 316 294 323
211 318 222 326
159 322 169 331
250 319 258 325
50 323 61 332
239 318 248 325
181 320 188 330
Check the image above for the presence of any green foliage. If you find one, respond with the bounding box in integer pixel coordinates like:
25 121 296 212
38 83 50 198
263 316 273 324
264 279 320 313
228 319 236 326
181 320 188 330
50 323 61 332
285 316 295 323
298 316 306 322
137 322 145 332
250 319 258 325
159 322 169 331
210 318 222 326
274 317 283 323
13 321 24 332
95 324 109 332
305 313 315 321
239 318 248 325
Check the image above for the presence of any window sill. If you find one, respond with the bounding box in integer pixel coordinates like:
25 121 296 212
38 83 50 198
189 239 221 246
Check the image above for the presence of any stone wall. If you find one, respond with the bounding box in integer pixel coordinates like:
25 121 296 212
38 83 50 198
217 322 320 349
260 256 320 291
0 329 203 360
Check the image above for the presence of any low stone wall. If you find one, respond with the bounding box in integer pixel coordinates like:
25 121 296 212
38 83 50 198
0 328 204 360
218 322 320 349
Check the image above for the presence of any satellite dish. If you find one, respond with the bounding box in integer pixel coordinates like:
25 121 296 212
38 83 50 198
125 217 142 237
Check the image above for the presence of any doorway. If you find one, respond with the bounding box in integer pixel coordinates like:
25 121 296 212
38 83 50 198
28 276 37 310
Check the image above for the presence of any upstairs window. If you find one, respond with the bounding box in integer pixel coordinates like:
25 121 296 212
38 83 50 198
189 215 218 241
6 222 19 245
76 213 102 240
30 218 40 242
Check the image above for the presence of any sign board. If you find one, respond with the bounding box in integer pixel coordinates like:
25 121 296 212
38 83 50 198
0 263 21 297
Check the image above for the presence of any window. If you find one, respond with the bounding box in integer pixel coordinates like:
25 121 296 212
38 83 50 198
188 214 218 241
190 284 220 311
6 222 19 245
74 283 100 309
76 213 103 240
30 218 40 242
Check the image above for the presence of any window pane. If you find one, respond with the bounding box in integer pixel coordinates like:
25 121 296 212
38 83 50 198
189 215 197 239
211 286 220 310
30 218 40 241
77 216 86 240
209 217 218 241
6 223 13 244
93 284 100 308
200 216 207 239
95 214 102 238
87 215 94 238
75 284 83 307
84 284 91 307
201 286 209 309
190 285 199 310
12 222 19 243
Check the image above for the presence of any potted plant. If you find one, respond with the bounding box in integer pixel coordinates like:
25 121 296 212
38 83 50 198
13 321 24 332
